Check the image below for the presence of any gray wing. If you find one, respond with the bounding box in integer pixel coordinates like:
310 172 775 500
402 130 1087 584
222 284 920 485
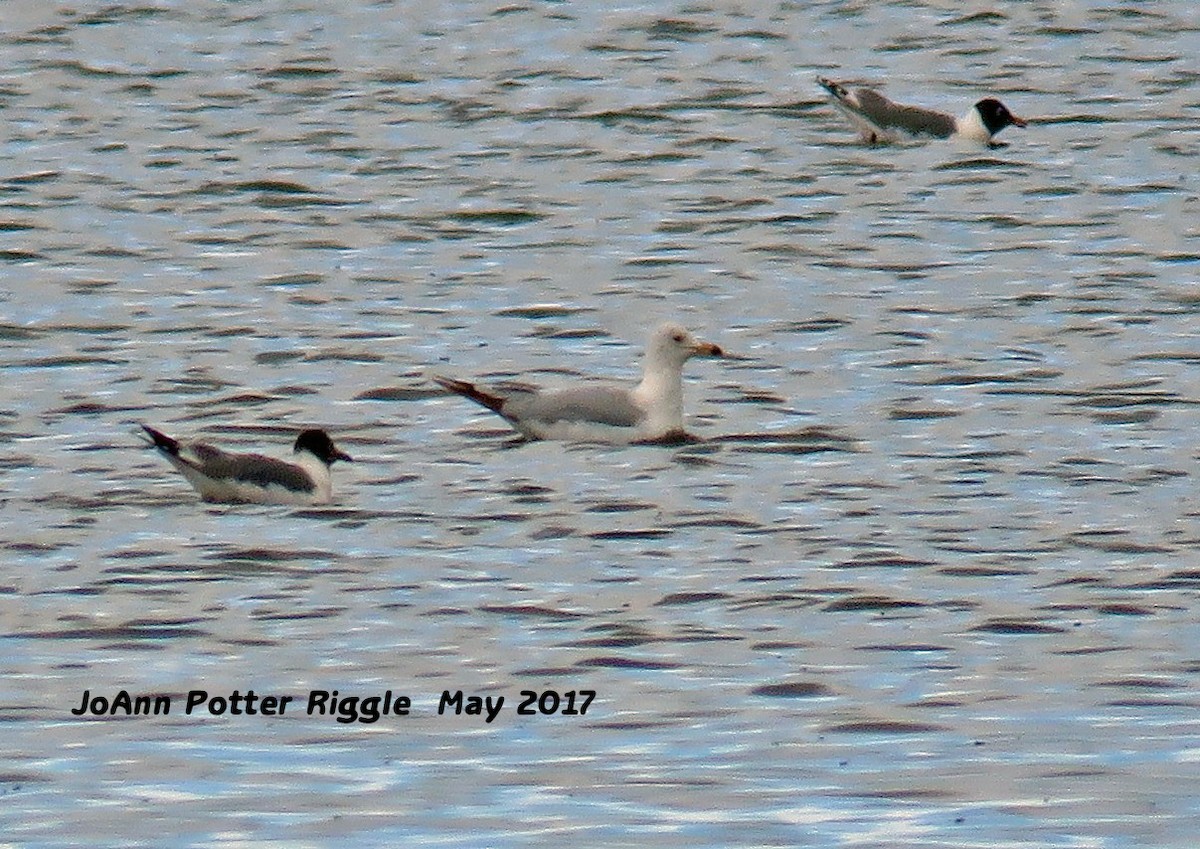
856 89 956 137
508 385 645 428
188 443 315 494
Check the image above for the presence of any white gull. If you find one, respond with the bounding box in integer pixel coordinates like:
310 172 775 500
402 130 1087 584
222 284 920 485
817 76 1027 147
433 322 725 443
141 425 352 505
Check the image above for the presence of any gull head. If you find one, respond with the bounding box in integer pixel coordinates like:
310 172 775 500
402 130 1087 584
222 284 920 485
294 429 353 466
646 322 724 369
974 98 1026 136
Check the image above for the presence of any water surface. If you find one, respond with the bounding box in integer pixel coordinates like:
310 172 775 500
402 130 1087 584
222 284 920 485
2 1 1199 846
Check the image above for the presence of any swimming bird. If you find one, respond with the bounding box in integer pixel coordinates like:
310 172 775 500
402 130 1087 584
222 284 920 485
433 322 725 443
817 76 1027 146
141 425 352 505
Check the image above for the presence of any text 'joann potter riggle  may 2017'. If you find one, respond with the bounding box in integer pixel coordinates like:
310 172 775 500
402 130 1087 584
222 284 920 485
70 688 598 724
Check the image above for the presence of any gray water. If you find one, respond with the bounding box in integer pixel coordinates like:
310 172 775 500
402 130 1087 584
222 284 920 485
2 1 1199 846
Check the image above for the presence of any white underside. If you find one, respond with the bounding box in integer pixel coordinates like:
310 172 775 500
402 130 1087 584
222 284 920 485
515 417 660 443
951 106 992 143
166 451 334 505
832 99 993 145
509 372 688 443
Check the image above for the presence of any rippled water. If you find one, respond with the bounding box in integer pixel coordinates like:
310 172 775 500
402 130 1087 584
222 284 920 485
2 1 1199 846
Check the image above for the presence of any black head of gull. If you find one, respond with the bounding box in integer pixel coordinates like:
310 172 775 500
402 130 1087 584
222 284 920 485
972 98 1027 138
817 76 1026 147
141 424 352 505
432 321 725 443
294 428 353 466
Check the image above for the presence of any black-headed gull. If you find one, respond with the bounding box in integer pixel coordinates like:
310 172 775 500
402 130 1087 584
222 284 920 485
433 322 725 443
141 425 352 505
817 76 1026 146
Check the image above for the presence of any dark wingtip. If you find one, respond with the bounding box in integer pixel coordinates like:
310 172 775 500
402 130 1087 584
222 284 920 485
432 375 471 394
141 424 180 455
433 375 508 415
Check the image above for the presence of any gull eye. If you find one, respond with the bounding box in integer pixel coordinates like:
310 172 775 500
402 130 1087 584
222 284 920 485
672 333 685 343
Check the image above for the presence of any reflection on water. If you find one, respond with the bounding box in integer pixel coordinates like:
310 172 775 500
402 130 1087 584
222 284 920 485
2 1 1199 845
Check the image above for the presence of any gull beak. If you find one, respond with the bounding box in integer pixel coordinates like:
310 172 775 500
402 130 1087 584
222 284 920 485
334 448 354 463
692 340 724 358
1010 114 1028 128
